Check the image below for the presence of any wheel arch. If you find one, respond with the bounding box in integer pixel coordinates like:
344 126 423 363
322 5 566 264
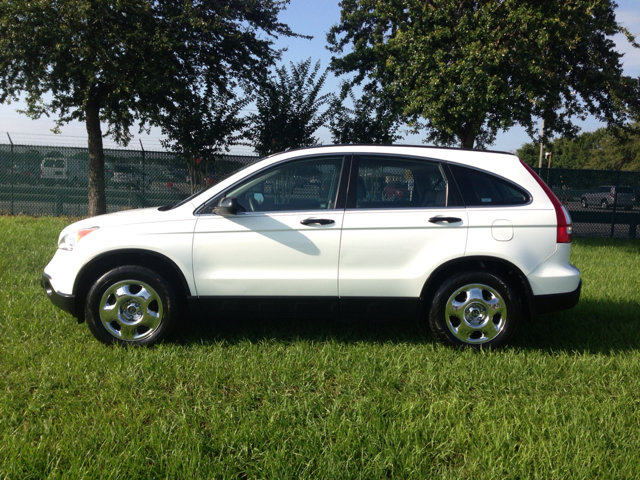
72 249 192 323
419 256 536 323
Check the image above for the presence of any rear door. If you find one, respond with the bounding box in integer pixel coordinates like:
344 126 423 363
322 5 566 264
338 155 469 316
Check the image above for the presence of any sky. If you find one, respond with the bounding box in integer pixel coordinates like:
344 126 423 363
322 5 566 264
0 0 639 154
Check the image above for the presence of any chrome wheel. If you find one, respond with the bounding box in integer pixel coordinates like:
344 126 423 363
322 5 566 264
98 279 163 342
444 283 507 344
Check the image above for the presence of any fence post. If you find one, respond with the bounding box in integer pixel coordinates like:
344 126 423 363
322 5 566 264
139 139 146 208
610 168 621 238
7 133 14 215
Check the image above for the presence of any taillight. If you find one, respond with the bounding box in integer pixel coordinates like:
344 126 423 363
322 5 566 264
520 161 572 243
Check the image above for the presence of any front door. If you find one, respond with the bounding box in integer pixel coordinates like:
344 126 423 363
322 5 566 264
192 155 346 315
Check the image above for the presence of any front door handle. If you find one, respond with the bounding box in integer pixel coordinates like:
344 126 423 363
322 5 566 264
428 216 462 224
300 218 335 226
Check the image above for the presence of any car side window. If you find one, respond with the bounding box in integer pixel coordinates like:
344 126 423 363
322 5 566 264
353 156 450 209
218 156 344 213
449 164 530 206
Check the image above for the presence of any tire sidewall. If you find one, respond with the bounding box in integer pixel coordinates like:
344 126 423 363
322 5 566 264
428 271 521 349
85 266 178 346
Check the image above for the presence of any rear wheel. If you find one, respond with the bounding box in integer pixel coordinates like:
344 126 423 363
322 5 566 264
428 272 521 349
85 266 179 346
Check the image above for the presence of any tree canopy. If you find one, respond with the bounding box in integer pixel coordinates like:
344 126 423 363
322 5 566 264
329 85 404 144
328 0 640 149
517 123 640 171
249 59 332 157
0 0 296 215
159 88 251 194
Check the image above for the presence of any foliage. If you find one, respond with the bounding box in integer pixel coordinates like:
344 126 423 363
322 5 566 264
159 88 252 194
327 0 640 149
329 85 404 144
518 123 640 171
0 0 296 215
249 59 333 157
3 216 640 478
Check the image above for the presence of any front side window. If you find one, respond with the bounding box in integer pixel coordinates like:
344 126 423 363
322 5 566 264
218 156 344 213
353 156 449 209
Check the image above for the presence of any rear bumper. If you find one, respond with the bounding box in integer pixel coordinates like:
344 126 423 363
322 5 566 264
534 280 582 315
40 272 77 317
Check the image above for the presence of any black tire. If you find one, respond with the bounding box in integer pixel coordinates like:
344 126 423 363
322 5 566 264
428 271 521 349
85 266 179 346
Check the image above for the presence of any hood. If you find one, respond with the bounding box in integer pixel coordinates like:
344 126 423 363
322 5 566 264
61 203 194 236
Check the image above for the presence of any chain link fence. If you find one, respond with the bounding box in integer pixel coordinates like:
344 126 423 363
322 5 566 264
0 143 638 239
0 143 258 217
536 167 640 239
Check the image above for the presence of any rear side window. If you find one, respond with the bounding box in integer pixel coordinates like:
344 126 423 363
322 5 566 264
449 164 530 206
352 155 451 209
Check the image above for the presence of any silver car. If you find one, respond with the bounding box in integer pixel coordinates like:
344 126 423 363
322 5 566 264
581 185 635 210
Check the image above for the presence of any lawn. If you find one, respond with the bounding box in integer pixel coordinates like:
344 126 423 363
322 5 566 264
1 215 639 479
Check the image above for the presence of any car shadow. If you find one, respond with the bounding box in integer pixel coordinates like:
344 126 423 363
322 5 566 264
172 298 640 354
173 314 436 347
510 298 640 354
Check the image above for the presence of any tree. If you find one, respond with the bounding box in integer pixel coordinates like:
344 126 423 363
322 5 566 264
517 123 640 171
159 88 251 194
327 0 640 149
329 85 404 144
0 0 297 215
249 59 333 157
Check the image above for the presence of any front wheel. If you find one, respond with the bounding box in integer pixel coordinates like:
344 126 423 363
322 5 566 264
428 272 521 349
85 266 179 346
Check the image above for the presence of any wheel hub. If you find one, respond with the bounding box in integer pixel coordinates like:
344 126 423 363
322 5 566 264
121 300 143 321
464 302 487 326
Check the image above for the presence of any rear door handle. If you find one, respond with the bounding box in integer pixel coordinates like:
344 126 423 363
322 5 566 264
428 216 462 224
300 218 335 225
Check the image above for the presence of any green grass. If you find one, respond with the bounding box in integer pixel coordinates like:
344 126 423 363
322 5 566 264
1 215 639 479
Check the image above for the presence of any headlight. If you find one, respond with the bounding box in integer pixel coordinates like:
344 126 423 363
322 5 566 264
58 227 99 251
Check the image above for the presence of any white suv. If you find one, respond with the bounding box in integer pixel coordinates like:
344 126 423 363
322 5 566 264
41 146 581 349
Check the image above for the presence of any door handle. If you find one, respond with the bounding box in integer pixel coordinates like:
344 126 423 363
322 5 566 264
428 216 462 224
300 218 335 225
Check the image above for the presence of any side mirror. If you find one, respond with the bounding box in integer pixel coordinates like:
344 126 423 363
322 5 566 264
214 197 238 216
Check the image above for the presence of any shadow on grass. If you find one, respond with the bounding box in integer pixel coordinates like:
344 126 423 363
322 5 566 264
511 298 640 354
171 298 640 354
173 314 436 348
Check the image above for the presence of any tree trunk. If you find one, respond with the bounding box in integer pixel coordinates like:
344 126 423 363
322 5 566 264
458 122 477 149
85 99 107 216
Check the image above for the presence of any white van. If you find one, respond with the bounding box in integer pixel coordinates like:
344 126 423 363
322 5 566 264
41 158 88 184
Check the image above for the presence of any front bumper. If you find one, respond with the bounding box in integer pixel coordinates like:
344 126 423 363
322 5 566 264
40 272 77 317
534 280 582 315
